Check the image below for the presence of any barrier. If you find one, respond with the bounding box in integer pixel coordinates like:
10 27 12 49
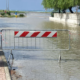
14 31 57 37
0 29 70 63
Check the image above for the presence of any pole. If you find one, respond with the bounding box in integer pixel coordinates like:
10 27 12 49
58 50 61 62
1 30 2 49
6 0 7 10
8 0 9 11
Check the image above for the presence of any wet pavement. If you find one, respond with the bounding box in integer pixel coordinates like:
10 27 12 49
0 12 80 80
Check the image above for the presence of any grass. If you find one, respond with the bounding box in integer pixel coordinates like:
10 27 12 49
10 11 25 13
0 10 4 13
0 15 14 17
0 10 25 13
8 15 16 18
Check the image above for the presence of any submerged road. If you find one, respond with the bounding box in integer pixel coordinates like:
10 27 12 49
0 12 80 80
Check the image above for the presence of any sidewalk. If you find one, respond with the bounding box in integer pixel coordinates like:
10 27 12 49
0 50 11 80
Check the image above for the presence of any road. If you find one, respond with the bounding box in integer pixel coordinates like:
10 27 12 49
0 12 80 80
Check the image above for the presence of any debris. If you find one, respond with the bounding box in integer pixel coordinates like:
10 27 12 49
11 70 16 75
10 70 22 79
16 75 22 79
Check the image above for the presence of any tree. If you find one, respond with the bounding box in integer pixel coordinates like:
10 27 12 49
42 0 80 13
42 0 54 9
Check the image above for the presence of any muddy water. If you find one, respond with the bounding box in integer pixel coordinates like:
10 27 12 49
0 13 80 80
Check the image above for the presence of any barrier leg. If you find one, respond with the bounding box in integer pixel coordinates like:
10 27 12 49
8 53 11 63
10 50 14 70
8 52 11 70
11 50 14 60
1 30 2 49
8 50 14 70
58 50 61 62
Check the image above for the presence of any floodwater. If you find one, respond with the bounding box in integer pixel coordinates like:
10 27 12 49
0 12 80 80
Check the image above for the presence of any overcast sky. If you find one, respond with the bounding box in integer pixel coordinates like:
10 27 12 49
0 0 45 11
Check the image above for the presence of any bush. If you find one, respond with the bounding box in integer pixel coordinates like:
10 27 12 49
19 14 24 17
51 11 54 17
7 11 11 15
1 13 5 16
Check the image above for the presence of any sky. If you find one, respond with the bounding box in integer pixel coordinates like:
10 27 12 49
0 0 45 11
0 0 79 12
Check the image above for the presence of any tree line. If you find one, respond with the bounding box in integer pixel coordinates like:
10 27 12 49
42 0 80 13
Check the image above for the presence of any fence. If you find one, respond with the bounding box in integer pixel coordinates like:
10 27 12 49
0 29 70 63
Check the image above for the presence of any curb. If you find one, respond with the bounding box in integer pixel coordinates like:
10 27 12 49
1 51 11 80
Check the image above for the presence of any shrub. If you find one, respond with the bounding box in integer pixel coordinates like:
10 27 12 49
7 11 11 15
1 13 5 16
19 14 24 17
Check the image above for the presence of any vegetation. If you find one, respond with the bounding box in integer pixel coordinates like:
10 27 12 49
0 10 25 13
1 13 5 16
51 11 54 17
0 10 25 17
0 11 11 17
10 11 25 13
42 0 80 13
19 14 25 17
7 11 11 15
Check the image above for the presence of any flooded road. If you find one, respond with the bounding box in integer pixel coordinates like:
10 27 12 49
0 12 80 80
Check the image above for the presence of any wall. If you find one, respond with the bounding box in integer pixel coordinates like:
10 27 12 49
49 13 80 25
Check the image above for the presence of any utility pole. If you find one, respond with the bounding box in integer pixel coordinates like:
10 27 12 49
6 0 7 10
6 0 9 11
8 0 9 11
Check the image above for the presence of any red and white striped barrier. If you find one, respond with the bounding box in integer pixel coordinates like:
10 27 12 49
14 31 57 37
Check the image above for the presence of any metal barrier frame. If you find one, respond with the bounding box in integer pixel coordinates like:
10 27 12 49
0 29 71 63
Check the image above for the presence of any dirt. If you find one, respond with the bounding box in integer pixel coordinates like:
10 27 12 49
11 70 22 80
